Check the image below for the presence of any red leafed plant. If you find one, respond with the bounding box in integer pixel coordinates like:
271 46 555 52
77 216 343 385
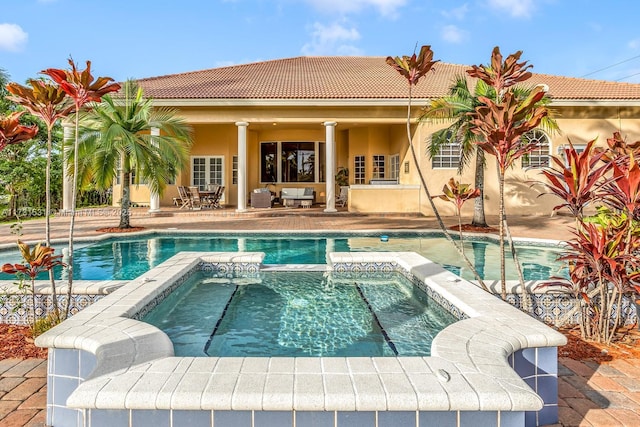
432 178 480 256
538 139 611 220
7 79 75 316
1 241 65 332
540 133 640 344
466 47 550 301
40 58 120 319
387 46 488 291
0 111 38 151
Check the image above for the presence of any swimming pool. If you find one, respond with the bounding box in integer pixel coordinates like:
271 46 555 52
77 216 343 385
143 270 458 357
2 231 565 281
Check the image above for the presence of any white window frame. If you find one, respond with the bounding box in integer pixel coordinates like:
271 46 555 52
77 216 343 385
522 129 551 169
389 154 400 180
431 141 461 169
259 141 325 184
354 155 365 184
372 155 385 179
191 156 225 190
232 155 238 185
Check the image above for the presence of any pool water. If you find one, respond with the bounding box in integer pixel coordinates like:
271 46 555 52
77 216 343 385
142 271 458 357
2 233 566 281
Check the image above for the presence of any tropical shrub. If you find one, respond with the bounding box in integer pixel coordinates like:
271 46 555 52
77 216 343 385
540 135 640 344
1 241 65 332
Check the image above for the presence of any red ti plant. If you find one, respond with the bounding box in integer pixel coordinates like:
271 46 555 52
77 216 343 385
0 111 38 151
538 139 611 222
432 178 481 256
387 46 488 291
467 47 549 300
1 241 65 331
540 133 640 344
41 58 120 319
596 131 640 169
7 80 75 316
385 46 439 213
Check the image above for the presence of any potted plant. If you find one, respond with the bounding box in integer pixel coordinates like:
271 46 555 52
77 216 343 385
335 167 349 187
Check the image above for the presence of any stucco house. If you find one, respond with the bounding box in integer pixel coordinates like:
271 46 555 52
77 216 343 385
90 56 640 216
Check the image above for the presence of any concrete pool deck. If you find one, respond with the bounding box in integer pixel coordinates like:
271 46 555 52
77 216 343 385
1 209 640 426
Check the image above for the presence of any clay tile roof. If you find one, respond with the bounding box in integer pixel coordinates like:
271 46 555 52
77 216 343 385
136 56 640 102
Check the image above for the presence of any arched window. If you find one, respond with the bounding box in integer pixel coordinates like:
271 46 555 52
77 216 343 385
521 129 550 168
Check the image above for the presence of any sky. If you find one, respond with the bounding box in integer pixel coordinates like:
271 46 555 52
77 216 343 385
2 0 640 86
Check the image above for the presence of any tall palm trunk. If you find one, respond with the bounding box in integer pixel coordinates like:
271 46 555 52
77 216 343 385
64 113 80 319
45 128 59 316
472 149 487 227
119 170 131 229
498 170 507 300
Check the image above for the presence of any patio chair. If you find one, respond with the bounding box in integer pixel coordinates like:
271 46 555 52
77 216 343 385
188 186 212 209
336 186 349 207
176 186 192 209
209 185 225 209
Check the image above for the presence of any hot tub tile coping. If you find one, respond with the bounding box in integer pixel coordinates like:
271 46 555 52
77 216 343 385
35 250 566 413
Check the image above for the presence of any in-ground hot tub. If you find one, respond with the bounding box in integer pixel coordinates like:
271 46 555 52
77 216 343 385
36 251 566 427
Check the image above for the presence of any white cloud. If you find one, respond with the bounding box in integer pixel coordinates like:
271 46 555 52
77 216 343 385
0 23 28 52
629 39 640 50
441 4 470 20
441 25 467 44
301 22 362 56
486 0 535 18
304 0 407 17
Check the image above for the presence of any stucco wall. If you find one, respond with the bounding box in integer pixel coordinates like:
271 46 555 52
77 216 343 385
117 104 640 216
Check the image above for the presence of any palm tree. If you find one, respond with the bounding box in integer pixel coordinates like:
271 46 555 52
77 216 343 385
421 76 492 227
76 79 193 228
422 75 559 228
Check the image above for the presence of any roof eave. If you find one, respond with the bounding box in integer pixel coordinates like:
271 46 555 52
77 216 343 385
550 99 640 107
149 98 430 107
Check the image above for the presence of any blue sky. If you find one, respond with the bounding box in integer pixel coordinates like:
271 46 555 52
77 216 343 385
2 0 640 86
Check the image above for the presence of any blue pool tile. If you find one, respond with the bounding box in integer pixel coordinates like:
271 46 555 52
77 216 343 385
514 348 536 378
336 411 375 426
254 411 293 426
499 411 524 427
52 348 80 377
89 409 130 426
296 411 335 427
460 411 498 427
214 410 252 427
379 411 416 426
172 410 212 426
524 410 537 427
131 409 170 427
536 347 558 375
537 375 559 404
52 376 79 406
419 411 457 427
51 405 82 427
79 350 97 379
537 405 559 426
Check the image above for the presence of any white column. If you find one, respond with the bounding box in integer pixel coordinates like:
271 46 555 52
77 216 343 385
236 121 249 212
148 127 161 213
62 124 74 212
324 121 337 212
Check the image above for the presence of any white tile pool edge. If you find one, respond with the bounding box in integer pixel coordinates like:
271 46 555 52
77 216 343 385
35 251 566 423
